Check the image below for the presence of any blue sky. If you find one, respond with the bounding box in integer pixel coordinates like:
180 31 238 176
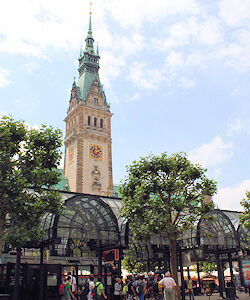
0 0 249 211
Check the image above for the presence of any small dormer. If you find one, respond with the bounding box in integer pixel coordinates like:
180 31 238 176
68 81 79 113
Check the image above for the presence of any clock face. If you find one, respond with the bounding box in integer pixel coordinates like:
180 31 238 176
68 146 75 162
89 144 103 160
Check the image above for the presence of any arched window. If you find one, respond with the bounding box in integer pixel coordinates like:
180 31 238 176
88 116 91 126
94 117 97 127
100 119 103 128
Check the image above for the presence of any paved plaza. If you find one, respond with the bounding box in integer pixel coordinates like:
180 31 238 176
187 292 250 300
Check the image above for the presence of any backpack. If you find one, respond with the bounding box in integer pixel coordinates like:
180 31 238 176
81 282 90 296
91 282 101 300
153 282 159 294
135 283 143 295
147 282 154 295
59 283 66 295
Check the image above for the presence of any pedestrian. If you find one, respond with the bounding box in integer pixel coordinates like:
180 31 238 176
146 276 154 300
68 271 78 298
134 275 146 300
64 276 77 300
187 276 194 300
127 275 136 300
88 274 95 300
94 276 107 300
114 278 122 300
28 276 39 300
159 272 176 300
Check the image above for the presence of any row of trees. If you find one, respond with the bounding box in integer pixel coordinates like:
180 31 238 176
120 153 250 299
0 115 249 300
0 115 63 255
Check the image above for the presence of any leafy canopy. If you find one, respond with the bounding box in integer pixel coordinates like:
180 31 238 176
120 152 217 241
240 191 250 228
0 115 63 249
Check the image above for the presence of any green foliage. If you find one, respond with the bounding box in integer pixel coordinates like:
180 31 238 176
120 152 217 241
194 257 227 274
122 257 148 274
0 115 63 249
240 191 250 228
122 243 163 273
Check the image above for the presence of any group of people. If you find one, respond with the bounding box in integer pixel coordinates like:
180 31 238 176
112 272 177 300
62 272 78 300
62 273 108 300
62 271 192 300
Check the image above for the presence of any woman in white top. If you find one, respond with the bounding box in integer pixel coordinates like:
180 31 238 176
114 278 122 300
88 274 95 300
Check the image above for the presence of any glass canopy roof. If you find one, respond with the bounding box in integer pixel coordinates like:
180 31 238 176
40 192 249 260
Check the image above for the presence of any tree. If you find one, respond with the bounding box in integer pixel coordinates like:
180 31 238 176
193 256 227 275
120 152 217 299
0 115 63 254
240 191 250 228
122 243 161 274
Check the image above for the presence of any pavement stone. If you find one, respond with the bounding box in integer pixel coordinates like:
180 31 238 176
185 292 250 300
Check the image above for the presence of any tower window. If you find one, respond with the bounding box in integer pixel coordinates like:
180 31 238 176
94 98 98 105
100 119 103 128
94 117 97 127
88 116 91 125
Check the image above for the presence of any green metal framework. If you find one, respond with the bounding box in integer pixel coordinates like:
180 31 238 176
40 194 128 257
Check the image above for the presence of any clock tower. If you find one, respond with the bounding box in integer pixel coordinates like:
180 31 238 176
64 11 113 195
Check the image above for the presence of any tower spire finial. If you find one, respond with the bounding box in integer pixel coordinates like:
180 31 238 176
88 2 92 33
90 2 92 15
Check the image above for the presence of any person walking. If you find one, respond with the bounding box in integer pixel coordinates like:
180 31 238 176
64 276 77 300
114 278 122 300
127 275 136 300
159 272 176 300
134 275 146 300
68 271 78 299
94 276 107 300
187 276 194 300
88 274 95 300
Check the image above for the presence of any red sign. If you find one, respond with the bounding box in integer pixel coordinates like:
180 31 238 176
103 249 119 262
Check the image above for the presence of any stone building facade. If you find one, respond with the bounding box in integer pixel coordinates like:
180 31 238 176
64 12 113 195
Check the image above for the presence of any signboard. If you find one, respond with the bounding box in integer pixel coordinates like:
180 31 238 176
242 260 250 285
43 250 50 263
103 249 119 262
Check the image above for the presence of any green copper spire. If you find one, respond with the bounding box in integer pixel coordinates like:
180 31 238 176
76 9 108 107
88 12 92 34
85 12 94 53
96 42 99 55
79 43 82 59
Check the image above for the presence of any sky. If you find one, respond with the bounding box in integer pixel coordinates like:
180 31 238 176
0 0 249 212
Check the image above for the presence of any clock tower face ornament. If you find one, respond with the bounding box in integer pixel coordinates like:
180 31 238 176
68 146 75 162
89 144 103 160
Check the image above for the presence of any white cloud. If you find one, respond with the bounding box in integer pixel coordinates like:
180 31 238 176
178 76 196 89
25 122 41 131
219 0 250 27
166 51 185 71
0 0 91 57
227 118 250 137
125 92 139 103
24 60 41 74
59 153 64 169
128 62 169 90
100 52 126 87
0 67 10 88
198 16 224 46
213 179 250 211
189 135 233 168
107 0 200 28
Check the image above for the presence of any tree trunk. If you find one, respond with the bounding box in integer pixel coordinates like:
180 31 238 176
0 210 6 256
13 247 22 300
169 238 181 300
